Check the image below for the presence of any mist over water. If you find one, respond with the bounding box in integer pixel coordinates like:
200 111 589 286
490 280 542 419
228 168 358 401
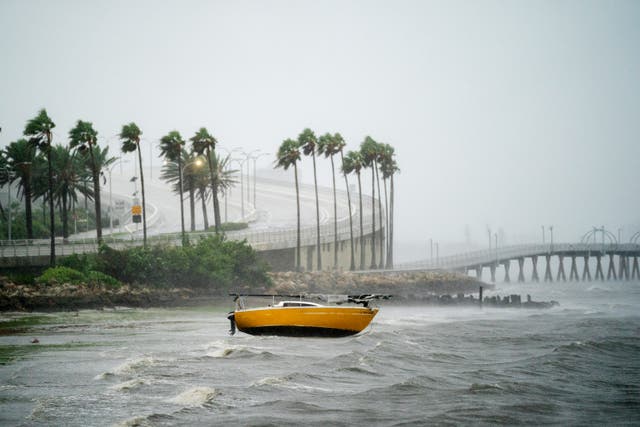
1 280 638 426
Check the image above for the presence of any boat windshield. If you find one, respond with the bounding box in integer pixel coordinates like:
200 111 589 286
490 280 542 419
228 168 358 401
275 301 322 308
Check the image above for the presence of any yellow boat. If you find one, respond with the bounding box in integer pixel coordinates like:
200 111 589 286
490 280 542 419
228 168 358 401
227 294 389 337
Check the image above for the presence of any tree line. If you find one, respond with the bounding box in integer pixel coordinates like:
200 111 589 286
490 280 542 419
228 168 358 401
276 129 399 271
2 109 399 272
0 109 235 266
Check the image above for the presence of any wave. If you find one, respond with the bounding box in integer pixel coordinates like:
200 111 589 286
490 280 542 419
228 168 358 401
469 382 504 393
109 378 147 391
251 372 330 392
110 356 157 376
167 386 217 407
114 413 175 427
205 345 276 360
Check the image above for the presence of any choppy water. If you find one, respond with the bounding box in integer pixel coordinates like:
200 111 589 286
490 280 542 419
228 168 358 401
1 280 639 426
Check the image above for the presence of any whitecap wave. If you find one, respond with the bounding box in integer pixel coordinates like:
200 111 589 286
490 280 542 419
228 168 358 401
110 378 147 391
168 386 217 407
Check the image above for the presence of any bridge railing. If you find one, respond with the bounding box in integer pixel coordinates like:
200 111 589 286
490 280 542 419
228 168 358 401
0 193 383 259
395 243 640 271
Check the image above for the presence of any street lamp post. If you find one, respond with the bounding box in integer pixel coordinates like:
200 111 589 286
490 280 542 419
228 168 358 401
549 225 554 251
231 158 246 219
107 159 129 233
542 225 545 244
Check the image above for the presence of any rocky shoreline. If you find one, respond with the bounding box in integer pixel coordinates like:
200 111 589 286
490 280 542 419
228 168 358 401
0 270 489 312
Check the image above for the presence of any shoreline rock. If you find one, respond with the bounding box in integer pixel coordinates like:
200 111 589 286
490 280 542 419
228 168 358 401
0 270 490 312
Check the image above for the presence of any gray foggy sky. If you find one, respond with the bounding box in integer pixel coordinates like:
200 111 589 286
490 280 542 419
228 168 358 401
1 0 639 252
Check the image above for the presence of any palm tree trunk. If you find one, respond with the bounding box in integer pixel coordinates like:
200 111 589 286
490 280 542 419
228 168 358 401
294 162 301 272
199 188 209 230
61 191 68 239
383 176 389 269
340 151 355 271
370 166 376 269
330 155 338 269
24 177 33 240
47 150 55 266
137 144 147 247
207 148 221 233
357 172 364 270
89 147 102 242
312 152 321 270
387 174 395 269
375 160 384 269
178 155 185 244
188 178 195 231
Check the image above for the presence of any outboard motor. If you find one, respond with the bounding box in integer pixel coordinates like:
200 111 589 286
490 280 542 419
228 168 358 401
227 312 236 335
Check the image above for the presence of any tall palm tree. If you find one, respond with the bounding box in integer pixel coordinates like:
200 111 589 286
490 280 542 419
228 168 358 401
24 108 56 265
49 145 86 239
275 138 302 271
380 146 399 269
0 151 8 222
334 134 356 271
360 136 379 269
69 120 103 242
318 132 341 269
4 139 37 239
190 128 221 233
119 122 147 246
342 150 365 270
298 128 322 270
159 130 186 243
161 149 199 232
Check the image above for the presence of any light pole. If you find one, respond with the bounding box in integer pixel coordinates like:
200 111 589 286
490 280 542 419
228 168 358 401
107 159 129 233
241 149 259 208
250 152 270 208
231 158 246 219
549 225 554 251
218 147 242 224
487 228 492 250
542 225 545 244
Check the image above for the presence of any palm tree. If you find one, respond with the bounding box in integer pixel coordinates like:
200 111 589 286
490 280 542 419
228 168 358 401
0 151 8 222
360 136 379 269
333 134 355 271
69 120 103 242
49 145 86 239
212 152 238 225
190 128 221 233
275 138 302 271
161 149 198 232
4 139 37 239
119 122 147 246
380 145 399 269
318 132 341 269
298 128 321 270
24 108 56 265
342 150 365 270
159 130 186 243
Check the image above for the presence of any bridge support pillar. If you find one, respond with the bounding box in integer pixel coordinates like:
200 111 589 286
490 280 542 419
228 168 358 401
582 256 592 281
595 255 604 281
569 256 579 281
619 256 629 281
531 256 539 282
556 255 567 282
490 264 496 282
475 266 483 281
632 257 640 280
503 260 511 283
517 257 525 283
607 254 617 280
544 255 553 282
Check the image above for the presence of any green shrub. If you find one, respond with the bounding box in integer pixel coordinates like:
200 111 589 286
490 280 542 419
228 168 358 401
85 271 122 288
36 266 86 285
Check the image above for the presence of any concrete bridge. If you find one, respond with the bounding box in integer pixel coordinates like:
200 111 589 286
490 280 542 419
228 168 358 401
395 243 640 282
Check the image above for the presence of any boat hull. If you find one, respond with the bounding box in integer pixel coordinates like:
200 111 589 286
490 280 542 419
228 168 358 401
232 306 379 337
